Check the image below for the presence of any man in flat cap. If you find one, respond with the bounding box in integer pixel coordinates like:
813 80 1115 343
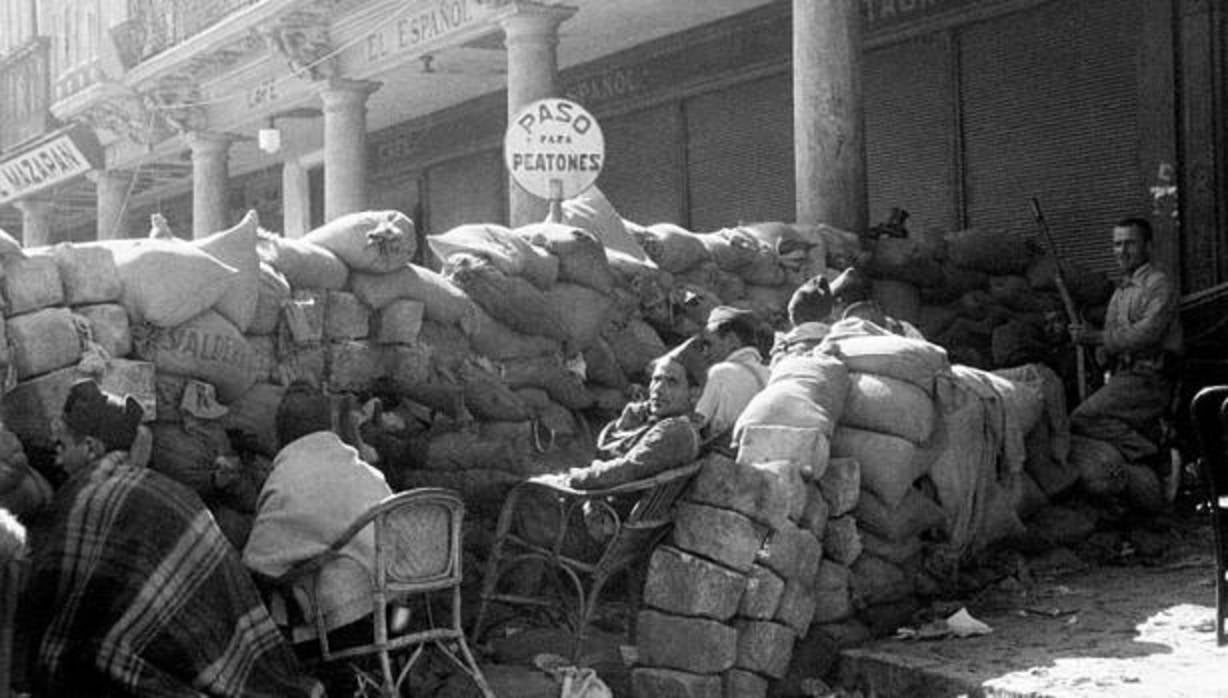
694 305 771 445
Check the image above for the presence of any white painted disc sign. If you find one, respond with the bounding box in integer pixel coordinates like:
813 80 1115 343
504 98 604 200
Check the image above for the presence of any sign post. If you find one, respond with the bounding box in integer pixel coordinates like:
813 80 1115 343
504 98 604 223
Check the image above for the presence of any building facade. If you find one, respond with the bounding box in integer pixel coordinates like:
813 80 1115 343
0 0 1223 331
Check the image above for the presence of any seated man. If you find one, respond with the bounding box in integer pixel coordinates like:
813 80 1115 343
1069 217 1183 464
771 275 835 366
242 381 394 653
693 306 771 444
565 354 703 489
21 379 320 697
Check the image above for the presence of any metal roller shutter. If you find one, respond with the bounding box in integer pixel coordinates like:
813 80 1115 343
865 35 959 235
426 149 505 236
597 104 683 226
686 73 794 231
959 0 1142 273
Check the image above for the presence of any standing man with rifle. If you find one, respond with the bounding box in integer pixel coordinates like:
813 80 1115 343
1067 217 1183 467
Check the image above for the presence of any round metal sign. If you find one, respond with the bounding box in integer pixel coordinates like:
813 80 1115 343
504 98 604 200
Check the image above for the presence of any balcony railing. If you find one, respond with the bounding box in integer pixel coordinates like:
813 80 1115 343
0 37 51 153
110 0 263 68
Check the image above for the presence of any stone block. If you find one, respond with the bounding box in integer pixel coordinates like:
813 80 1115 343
776 579 817 635
644 546 746 621
818 456 860 516
812 585 852 624
285 290 325 343
326 340 384 393
756 521 822 583
76 303 131 358
636 610 737 674
672 501 764 573
800 482 830 537
822 515 863 566
738 564 785 620
816 559 851 591
735 620 796 679
630 668 722 698
737 424 830 480
850 553 913 608
686 453 803 529
325 290 370 340
375 299 425 344
723 669 768 698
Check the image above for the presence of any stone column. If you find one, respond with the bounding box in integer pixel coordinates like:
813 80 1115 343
282 158 312 238
13 197 53 247
188 131 233 239
793 0 866 232
319 79 379 222
500 4 576 227
91 169 135 240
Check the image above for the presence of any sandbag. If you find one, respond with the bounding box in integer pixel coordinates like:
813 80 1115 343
869 236 943 288
843 372 935 444
989 274 1054 314
245 335 277 384
583 337 628 390
603 317 667 379
430 223 558 290
193 211 260 332
460 308 561 361
250 262 291 335
446 254 569 345
459 361 531 422
518 222 616 294
697 228 760 272
2 254 62 316
8 307 83 379
830 426 924 509
280 290 325 344
1069 435 1127 497
149 420 231 495
768 353 851 427
374 299 425 345
854 486 947 542
256 229 348 290
820 328 949 396
500 355 593 410
75 303 131 359
47 242 122 305
420 320 472 375
324 290 370 340
115 238 238 327
738 244 787 286
350 263 477 325
635 223 710 273
734 381 834 444
944 228 1031 275
303 209 416 273
133 310 258 403
1025 255 1114 308
544 282 615 351
558 186 651 263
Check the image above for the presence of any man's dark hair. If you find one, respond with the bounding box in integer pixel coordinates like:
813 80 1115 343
1116 216 1153 243
788 276 833 326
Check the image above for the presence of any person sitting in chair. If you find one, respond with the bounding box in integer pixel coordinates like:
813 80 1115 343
564 354 703 489
21 379 320 697
242 381 393 656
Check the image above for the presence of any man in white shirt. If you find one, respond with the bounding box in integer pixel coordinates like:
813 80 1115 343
694 306 771 445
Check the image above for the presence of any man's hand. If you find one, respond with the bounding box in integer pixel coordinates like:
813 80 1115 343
1068 322 1103 346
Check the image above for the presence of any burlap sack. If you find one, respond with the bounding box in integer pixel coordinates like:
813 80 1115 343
115 238 238 327
194 210 260 332
256 229 349 290
304 209 417 273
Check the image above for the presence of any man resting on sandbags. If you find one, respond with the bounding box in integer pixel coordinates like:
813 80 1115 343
770 275 835 366
830 266 926 339
692 306 771 445
1069 217 1183 465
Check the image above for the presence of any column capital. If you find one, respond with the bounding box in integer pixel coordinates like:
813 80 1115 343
498 3 577 43
319 79 382 112
185 131 236 156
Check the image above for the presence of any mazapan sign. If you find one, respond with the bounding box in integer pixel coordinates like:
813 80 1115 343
0 126 101 205
504 98 604 200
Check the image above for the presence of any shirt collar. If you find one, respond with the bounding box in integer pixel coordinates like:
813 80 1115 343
724 345 764 365
1119 262 1153 289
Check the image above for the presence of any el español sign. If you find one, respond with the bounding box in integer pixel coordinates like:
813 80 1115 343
504 98 604 200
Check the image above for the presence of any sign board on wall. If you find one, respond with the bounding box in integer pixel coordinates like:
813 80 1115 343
0 124 102 206
504 98 604 200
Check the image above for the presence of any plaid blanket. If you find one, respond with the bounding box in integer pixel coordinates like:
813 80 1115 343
24 460 322 697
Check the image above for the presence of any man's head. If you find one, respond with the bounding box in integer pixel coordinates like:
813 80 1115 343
1112 217 1153 275
54 379 144 474
646 356 700 418
788 276 834 327
701 306 759 364
275 380 336 448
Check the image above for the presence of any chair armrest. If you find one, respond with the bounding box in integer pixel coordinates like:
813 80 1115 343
523 461 703 499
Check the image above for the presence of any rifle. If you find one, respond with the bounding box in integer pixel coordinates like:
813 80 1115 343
1029 197 1088 402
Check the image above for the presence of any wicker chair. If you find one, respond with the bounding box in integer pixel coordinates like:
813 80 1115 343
268 488 492 697
1192 385 1228 646
472 462 702 661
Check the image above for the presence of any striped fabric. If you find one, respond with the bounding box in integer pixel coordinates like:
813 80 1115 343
24 461 321 697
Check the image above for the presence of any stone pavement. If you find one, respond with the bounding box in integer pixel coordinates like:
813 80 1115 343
836 549 1227 697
